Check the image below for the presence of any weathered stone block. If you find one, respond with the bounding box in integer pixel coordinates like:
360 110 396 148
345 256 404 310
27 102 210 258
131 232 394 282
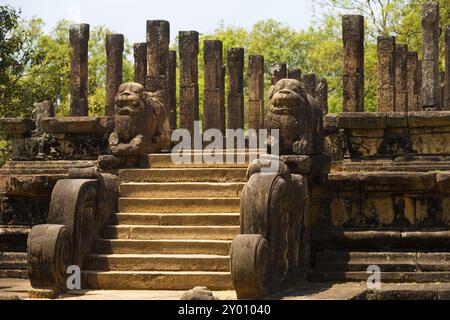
0 118 36 138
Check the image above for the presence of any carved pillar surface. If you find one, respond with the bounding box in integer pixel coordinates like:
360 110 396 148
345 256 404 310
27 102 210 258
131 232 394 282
179 31 199 136
342 15 364 112
303 73 317 98
270 63 287 85
168 50 177 131
69 24 89 116
106 34 124 116
204 40 225 132
146 20 170 94
395 44 408 112
377 36 396 112
421 1 441 110
288 69 302 82
407 52 420 111
227 48 245 130
133 43 147 86
248 55 265 130
146 20 170 149
317 78 329 115
445 26 450 111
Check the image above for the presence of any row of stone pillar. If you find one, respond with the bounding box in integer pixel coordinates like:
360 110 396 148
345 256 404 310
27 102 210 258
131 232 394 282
342 2 450 112
69 20 329 132
69 21 172 118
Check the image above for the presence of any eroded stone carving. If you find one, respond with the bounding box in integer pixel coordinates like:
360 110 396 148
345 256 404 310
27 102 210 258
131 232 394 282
231 156 305 299
99 82 166 169
27 167 118 298
265 79 324 155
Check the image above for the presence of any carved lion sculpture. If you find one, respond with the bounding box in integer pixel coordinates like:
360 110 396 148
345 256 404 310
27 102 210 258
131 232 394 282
99 82 166 169
265 79 324 155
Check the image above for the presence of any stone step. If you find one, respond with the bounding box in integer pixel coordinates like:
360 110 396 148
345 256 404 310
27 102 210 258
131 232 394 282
94 239 232 255
0 226 29 252
85 254 230 272
2 160 96 169
307 271 450 283
84 271 233 290
312 230 450 251
148 153 261 168
110 213 240 226
118 198 241 213
120 182 245 198
0 252 27 270
0 269 28 279
315 251 450 272
103 225 240 241
119 168 247 183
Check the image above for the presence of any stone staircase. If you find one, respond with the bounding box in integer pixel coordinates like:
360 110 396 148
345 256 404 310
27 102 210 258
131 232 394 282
83 151 258 290
308 230 450 283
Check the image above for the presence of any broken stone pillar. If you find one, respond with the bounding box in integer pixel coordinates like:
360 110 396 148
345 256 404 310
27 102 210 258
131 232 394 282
270 63 287 85
69 24 89 116
377 36 396 112
133 43 147 86
407 51 420 111
445 26 450 111
106 34 124 116
421 1 441 110
303 73 317 98
342 15 365 112
146 20 170 93
227 48 245 130
288 68 302 82
395 44 408 112
179 31 199 136
248 55 265 130
204 40 225 132
317 78 329 115
168 50 177 131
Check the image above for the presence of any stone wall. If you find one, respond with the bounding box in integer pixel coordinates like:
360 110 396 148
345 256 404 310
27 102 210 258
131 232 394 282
326 112 450 162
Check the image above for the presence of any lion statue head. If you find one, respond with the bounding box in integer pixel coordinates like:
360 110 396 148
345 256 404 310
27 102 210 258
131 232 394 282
114 83 148 116
268 79 309 116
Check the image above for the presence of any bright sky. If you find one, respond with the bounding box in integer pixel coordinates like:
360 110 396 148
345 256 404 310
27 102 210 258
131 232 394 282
7 0 321 44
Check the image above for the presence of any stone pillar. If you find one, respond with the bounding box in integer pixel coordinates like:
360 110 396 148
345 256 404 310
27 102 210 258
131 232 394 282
227 48 245 130
418 59 423 105
146 20 170 148
445 26 450 111
377 36 396 112
303 73 317 98
134 43 147 86
342 15 364 112
317 78 328 115
179 31 199 136
270 63 287 85
395 44 408 112
248 55 265 130
407 51 420 111
69 24 89 116
106 34 124 116
168 50 177 131
421 1 441 110
146 20 170 93
204 40 225 132
288 69 302 82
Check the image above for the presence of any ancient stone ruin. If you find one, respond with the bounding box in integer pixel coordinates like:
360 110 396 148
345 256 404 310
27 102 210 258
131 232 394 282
0 1 450 300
